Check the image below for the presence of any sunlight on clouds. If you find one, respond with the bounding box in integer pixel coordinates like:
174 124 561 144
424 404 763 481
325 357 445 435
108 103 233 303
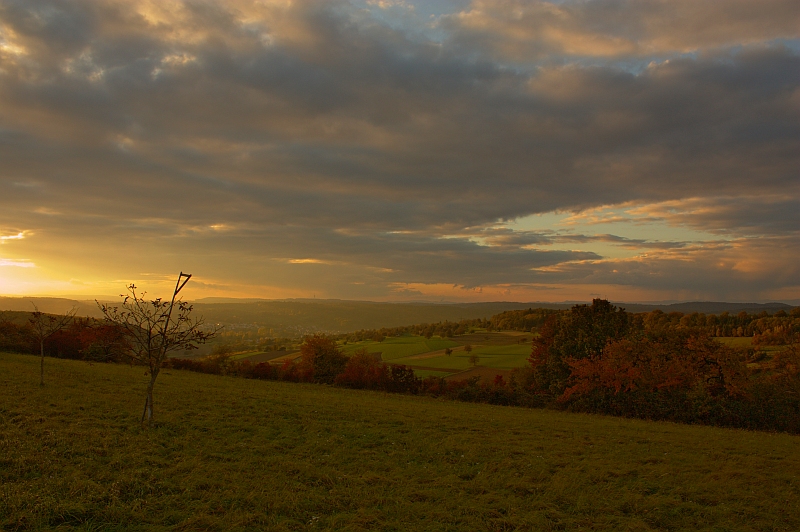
152 52 197 79
385 281 664 303
0 259 35 267
288 258 329 264
367 0 412 9
445 0 800 61
0 21 26 56
0 231 26 243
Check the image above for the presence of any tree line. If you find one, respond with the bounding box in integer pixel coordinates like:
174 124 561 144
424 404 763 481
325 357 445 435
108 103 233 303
0 311 128 363
338 317 494 343
165 299 800 433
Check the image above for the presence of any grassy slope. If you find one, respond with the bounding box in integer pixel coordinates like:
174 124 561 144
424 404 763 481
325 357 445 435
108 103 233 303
2 353 799 531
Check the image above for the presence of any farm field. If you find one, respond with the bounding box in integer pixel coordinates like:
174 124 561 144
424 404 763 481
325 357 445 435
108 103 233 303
716 336 785 354
392 344 530 372
340 333 531 379
2 352 799 531
717 337 756 348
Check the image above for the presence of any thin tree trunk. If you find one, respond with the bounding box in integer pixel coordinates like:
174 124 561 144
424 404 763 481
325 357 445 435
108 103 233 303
40 340 45 386
141 368 159 425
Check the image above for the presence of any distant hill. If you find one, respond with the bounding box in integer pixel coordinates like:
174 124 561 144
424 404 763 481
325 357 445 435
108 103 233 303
0 297 105 318
1 297 795 336
614 301 795 315
188 300 556 334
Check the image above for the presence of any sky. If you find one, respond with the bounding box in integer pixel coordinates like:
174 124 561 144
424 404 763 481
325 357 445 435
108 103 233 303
0 0 798 303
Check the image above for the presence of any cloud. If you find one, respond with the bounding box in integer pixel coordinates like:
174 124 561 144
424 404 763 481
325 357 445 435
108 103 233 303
627 196 800 237
0 0 796 300
441 0 800 60
0 231 26 242
529 234 800 300
0 258 35 267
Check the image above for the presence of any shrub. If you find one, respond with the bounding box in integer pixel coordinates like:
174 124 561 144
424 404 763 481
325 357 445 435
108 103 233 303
297 335 348 384
386 364 420 394
335 350 388 389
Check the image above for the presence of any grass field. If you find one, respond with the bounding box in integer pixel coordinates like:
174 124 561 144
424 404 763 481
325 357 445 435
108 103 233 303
380 335 532 376
717 337 755 348
2 353 799 531
716 337 786 352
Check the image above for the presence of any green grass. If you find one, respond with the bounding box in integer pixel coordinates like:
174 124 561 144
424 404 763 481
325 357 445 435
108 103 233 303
341 336 458 361
230 350 262 361
717 337 754 348
2 353 800 531
392 344 531 373
715 337 786 359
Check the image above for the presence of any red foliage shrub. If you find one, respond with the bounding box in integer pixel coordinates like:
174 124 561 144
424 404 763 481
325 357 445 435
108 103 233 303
561 331 748 403
248 361 280 380
280 358 301 382
297 335 348 384
334 350 388 389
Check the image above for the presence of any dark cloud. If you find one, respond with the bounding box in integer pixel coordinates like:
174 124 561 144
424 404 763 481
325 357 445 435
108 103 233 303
441 0 800 60
0 0 797 300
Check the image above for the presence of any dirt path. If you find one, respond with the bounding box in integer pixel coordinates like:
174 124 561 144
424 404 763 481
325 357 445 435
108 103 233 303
405 347 478 360
444 367 512 382
399 364 460 373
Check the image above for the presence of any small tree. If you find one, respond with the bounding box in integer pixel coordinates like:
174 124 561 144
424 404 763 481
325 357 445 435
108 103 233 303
469 353 479 367
98 273 216 425
464 344 473 353
445 347 452 356
29 304 77 386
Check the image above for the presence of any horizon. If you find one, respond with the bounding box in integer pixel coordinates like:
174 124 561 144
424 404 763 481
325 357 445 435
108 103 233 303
1 293 798 308
1 1 798 302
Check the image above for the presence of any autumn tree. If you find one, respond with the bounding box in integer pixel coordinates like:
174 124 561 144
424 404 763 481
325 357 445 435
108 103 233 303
98 273 216 425
334 348 388 389
297 334 348 384
560 330 749 405
29 304 77 386
530 299 631 395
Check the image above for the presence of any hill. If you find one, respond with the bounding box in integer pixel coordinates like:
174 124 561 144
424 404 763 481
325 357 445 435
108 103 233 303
188 300 556 334
1 297 796 337
1 353 798 530
615 301 795 314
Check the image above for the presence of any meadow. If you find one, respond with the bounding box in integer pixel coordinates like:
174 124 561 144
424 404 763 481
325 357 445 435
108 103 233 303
335 332 531 380
2 352 799 531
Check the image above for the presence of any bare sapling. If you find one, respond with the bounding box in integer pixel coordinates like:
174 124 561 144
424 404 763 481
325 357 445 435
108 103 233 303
98 272 217 425
29 304 77 386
